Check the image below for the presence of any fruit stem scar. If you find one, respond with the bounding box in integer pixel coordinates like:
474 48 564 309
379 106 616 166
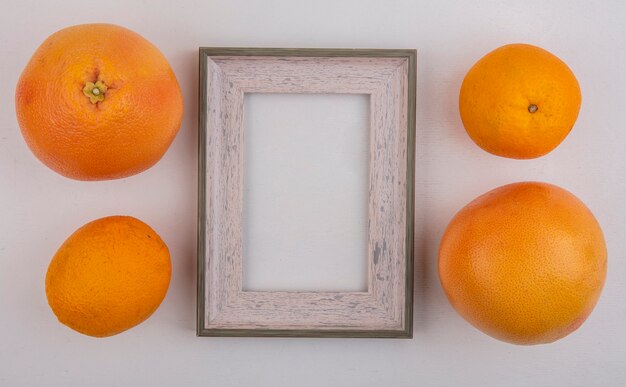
83 80 108 104
528 104 538 113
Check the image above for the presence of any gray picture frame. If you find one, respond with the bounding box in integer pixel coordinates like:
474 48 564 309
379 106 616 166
197 47 416 338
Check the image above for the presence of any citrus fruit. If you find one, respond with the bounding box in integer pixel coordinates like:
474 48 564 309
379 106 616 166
459 44 581 159
45 216 171 337
15 23 183 180
438 182 606 345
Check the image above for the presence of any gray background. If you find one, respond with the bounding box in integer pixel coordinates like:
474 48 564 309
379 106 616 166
1 0 625 386
242 93 370 293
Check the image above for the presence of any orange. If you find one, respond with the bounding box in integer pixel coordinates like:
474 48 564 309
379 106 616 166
15 24 183 180
438 182 606 345
45 216 171 337
459 44 581 159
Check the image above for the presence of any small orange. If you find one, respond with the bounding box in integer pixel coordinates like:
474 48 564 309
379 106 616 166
459 44 581 159
438 182 606 345
46 216 171 337
15 24 183 180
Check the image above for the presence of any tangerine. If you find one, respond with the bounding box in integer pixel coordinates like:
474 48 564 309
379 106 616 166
45 216 171 337
459 44 581 159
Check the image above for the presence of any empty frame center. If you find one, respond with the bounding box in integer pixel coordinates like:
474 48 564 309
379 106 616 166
242 93 370 292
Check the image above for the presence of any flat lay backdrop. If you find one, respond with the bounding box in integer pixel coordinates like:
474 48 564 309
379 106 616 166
1 1 625 386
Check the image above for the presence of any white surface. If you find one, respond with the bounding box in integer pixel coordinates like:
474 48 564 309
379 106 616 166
242 93 369 292
1 1 625 386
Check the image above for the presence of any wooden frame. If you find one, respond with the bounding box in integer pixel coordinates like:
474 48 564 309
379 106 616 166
197 48 416 338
